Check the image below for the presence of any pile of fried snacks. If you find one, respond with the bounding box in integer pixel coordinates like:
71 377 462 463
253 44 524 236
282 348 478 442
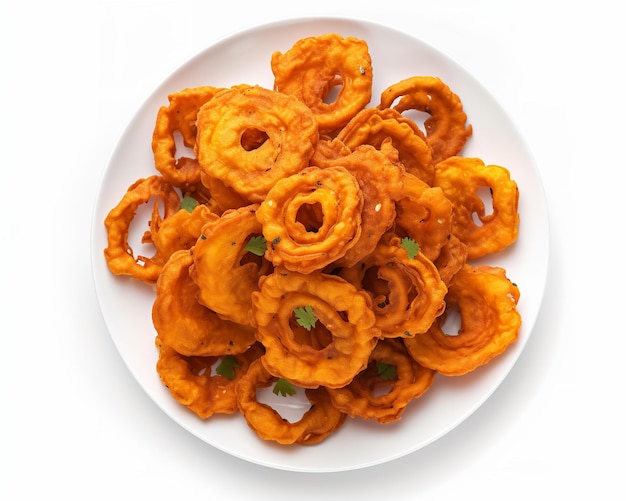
104 33 521 446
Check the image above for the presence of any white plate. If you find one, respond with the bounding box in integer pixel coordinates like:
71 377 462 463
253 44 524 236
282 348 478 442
91 17 549 472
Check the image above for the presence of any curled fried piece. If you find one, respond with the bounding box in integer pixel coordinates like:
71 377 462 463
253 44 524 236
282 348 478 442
104 175 180 284
433 156 520 259
394 172 453 262
195 85 318 202
378 76 472 164
256 166 363 273
190 204 272 326
152 250 257 357
340 233 447 337
433 234 468 285
310 142 404 268
236 359 347 445
404 264 521 376
251 270 379 389
156 338 264 419
327 339 435 423
336 107 435 185
272 33 373 135
152 86 223 189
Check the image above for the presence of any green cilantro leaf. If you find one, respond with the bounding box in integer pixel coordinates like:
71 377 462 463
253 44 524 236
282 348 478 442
377 361 397 381
180 195 198 213
243 235 267 256
401 236 420 259
215 355 239 380
294 305 317 331
272 378 297 397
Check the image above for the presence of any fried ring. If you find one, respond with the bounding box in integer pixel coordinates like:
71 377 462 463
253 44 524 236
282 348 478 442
340 233 447 337
327 339 435 423
152 86 223 189
152 250 257 356
104 175 180 284
394 172 453 262
336 107 435 185
190 204 272 326
433 156 520 259
310 142 404 268
195 85 318 202
404 264 521 376
256 166 363 273
251 270 379 389
378 76 472 164
236 359 346 445
155 338 264 419
271 33 373 135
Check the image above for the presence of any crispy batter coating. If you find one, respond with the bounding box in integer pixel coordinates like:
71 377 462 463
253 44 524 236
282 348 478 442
156 338 264 419
152 250 256 356
337 107 435 185
379 76 472 164
104 175 180 284
340 233 447 337
256 166 363 273
272 33 372 135
195 85 318 202
327 339 435 423
236 359 347 445
190 204 272 326
434 156 520 259
152 86 224 189
251 270 379 389
404 264 521 376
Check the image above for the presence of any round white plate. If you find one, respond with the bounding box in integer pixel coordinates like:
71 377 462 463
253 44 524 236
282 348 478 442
91 17 549 472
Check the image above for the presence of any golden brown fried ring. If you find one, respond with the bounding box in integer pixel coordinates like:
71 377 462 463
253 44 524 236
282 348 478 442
327 339 435 423
236 358 346 445
256 166 363 273
152 86 223 189
310 143 405 268
340 233 447 337
156 338 264 419
152 250 257 356
190 204 272 326
251 270 379 389
404 264 521 376
104 175 180 284
195 85 319 202
433 156 520 259
394 172 454 262
271 33 373 135
336 107 435 185
378 76 472 164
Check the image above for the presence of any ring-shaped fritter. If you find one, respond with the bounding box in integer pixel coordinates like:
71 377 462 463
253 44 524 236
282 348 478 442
256 166 363 273
190 204 272 326
433 156 520 259
271 33 373 135
404 264 521 376
336 107 435 185
378 76 472 164
235 359 347 445
327 339 435 423
251 270 379 389
156 338 264 419
153 249 257 356
195 85 319 202
340 233 447 337
104 175 180 284
152 86 223 189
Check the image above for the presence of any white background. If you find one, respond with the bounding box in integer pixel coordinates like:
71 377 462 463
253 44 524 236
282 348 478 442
1 0 623 499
